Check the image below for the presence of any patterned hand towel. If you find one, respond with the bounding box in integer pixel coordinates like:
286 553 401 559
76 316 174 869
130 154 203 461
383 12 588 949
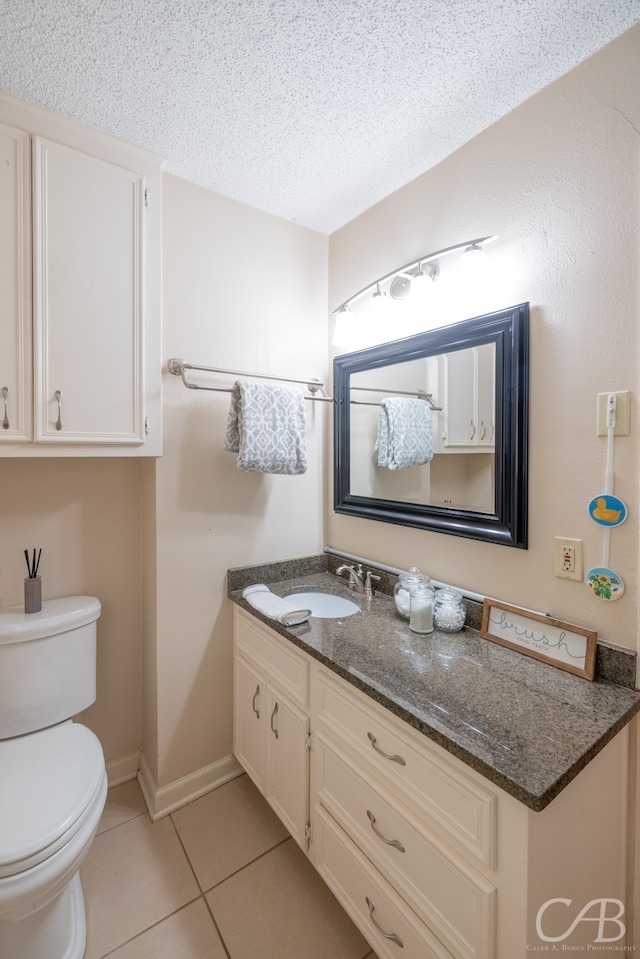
242 585 311 625
224 379 307 474
376 397 434 470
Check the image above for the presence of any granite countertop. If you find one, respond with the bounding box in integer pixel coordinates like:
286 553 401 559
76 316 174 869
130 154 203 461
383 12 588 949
227 557 640 812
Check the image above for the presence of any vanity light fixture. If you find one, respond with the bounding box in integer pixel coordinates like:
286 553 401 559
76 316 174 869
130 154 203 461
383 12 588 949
406 261 439 301
460 241 487 275
369 282 389 315
332 305 354 347
332 235 497 316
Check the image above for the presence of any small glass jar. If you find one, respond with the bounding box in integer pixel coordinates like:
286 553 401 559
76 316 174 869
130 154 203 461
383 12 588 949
433 588 466 632
394 567 431 620
409 582 435 634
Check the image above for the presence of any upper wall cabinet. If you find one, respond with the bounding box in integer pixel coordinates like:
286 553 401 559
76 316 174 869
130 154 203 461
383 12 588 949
0 122 31 444
0 94 162 456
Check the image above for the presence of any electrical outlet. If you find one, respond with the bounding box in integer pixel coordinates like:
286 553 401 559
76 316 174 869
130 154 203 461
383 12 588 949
554 537 583 581
597 391 630 436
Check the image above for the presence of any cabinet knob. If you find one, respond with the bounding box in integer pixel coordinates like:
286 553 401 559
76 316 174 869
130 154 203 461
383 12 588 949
252 685 260 719
55 390 63 431
470 419 476 440
1 387 8 430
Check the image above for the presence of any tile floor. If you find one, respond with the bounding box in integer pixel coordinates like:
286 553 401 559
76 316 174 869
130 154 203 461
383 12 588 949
81 774 379 959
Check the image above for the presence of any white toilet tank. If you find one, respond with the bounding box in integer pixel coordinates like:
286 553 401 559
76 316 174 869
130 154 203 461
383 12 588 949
0 596 101 739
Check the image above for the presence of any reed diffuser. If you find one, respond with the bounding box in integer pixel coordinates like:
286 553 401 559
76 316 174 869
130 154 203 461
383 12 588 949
24 548 42 614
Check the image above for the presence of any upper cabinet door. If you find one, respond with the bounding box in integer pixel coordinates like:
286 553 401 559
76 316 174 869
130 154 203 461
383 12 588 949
0 123 31 443
32 136 145 444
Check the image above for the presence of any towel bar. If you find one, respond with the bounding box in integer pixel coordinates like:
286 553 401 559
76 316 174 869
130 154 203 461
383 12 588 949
350 385 442 410
168 358 333 402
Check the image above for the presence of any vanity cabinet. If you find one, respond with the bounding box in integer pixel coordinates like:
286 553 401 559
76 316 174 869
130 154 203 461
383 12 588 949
233 608 311 849
0 94 162 456
233 606 631 958
312 666 496 959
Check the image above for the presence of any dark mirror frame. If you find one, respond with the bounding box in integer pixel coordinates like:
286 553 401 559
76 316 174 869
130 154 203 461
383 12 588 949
333 302 529 548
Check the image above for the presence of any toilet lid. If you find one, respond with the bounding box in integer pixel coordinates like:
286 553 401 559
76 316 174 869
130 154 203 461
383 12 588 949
0 723 105 876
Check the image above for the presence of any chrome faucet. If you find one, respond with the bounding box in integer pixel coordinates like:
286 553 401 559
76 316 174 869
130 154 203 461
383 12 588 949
336 563 381 598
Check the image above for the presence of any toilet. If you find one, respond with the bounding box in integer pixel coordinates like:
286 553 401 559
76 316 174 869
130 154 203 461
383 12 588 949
0 596 107 959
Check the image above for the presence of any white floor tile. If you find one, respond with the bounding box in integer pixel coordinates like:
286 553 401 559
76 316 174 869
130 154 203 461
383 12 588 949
172 774 288 891
82 813 200 958
104 900 226 959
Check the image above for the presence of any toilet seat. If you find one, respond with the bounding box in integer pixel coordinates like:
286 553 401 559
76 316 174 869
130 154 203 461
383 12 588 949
0 723 105 879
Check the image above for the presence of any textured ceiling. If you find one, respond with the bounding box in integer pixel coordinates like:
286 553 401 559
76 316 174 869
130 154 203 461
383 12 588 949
0 1 638 233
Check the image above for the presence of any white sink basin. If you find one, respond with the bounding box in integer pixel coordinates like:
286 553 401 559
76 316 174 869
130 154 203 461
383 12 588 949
283 591 360 619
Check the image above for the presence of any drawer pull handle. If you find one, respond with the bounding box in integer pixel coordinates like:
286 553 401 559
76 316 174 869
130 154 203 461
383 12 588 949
270 701 279 739
367 810 405 853
2 386 9 430
55 390 62 431
252 684 260 719
367 732 406 766
365 896 404 948
1 387 8 429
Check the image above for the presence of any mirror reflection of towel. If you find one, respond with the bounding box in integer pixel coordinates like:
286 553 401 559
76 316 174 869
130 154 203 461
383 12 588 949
376 398 434 470
224 379 307 474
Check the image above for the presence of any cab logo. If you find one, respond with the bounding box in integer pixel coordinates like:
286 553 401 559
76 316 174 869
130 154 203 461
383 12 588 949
532 898 627 948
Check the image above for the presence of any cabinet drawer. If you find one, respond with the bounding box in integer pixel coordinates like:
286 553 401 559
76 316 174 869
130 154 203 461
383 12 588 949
314 668 496 867
234 608 308 707
316 806 453 959
317 734 495 959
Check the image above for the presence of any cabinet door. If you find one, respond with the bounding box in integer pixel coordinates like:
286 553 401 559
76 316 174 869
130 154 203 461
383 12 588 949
476 344 495 448
265 687 310 849
0 123 31 443
443 348 477 446
234 655 266 792
32 136 145 444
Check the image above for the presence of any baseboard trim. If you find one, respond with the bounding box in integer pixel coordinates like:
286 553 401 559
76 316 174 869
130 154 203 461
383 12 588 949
106 752 140 788
137 752 244 820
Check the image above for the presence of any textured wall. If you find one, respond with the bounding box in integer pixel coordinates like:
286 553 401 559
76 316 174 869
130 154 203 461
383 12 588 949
151 175 328 787
328 27 640 653
0 458 143 769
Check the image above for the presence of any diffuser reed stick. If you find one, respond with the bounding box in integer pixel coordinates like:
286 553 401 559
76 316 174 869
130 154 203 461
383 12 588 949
24 548 42 580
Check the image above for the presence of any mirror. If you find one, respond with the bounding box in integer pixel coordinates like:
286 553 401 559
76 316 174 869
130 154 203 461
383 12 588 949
333 303 529 547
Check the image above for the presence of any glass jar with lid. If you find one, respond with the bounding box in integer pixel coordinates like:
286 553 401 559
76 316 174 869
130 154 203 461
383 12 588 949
409 581 435 634
394 567 431 620
433 588 466 632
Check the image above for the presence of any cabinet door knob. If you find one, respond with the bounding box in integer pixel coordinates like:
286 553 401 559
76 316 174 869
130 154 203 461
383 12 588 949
367 732 406 766
470 419 476 440
55 390 63 431
366 810 405 853
1 387 9 430
270 701 279 739
365 897 404 948
252 684 260 719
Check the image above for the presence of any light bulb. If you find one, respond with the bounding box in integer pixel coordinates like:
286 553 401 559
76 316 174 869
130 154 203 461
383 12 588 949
410 262 438 300
369 283 389 316
460 243 485 276
332 306 352 347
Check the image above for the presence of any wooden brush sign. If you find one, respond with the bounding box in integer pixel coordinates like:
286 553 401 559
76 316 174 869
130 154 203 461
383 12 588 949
481 599 596 680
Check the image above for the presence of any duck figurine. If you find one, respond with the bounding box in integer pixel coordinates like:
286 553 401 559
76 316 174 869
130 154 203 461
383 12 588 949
591 497 622 523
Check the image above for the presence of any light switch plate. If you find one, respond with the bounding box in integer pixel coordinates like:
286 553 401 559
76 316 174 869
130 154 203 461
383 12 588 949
597 391 630 436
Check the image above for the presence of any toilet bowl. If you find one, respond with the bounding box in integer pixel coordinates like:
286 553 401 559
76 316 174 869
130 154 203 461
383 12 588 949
0 597 106 959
